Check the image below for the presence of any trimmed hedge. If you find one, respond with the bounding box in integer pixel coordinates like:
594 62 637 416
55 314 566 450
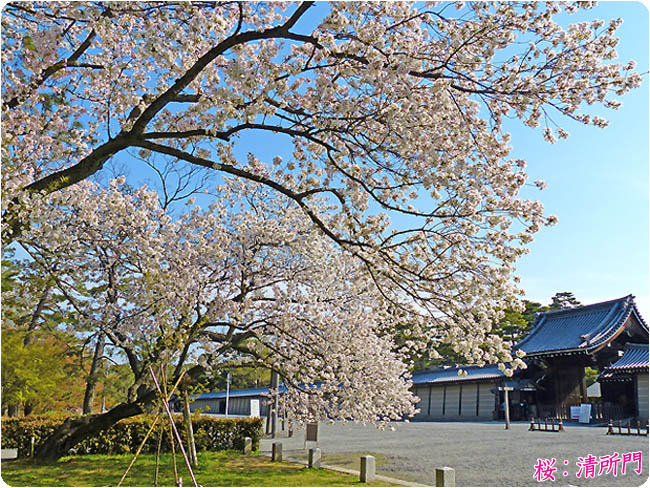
1 415 264 457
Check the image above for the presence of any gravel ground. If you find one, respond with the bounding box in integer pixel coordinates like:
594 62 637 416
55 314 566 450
259 421 649 487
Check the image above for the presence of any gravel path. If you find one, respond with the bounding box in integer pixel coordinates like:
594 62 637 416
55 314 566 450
259 421 649 486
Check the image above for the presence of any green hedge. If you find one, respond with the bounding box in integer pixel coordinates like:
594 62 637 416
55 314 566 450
1 415 264 457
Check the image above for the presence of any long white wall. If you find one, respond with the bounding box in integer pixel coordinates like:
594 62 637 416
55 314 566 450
412 382 496 421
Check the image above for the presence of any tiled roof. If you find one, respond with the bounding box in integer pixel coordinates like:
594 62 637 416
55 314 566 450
193 386 287 400
411 364 505 385
603 343 649 373
515 295 648 356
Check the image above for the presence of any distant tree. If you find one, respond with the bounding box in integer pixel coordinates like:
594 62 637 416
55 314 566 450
1 250 86 416
208 366 272 391
411 343 466 371
584 366 599 387
494 300 550 343
549 292 582 310
98 363 135 412
1 328 85 416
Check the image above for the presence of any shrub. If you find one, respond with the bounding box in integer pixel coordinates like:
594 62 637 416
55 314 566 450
0 415 264 457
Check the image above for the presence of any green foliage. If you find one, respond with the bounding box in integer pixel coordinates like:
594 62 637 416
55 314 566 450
411 343 466 371
584 366 599 387
549 291 582 310
207 366 271 391
2 250 86 415
100 363 135 410
1 328 85 414
493 300 551 343
0 415 264 457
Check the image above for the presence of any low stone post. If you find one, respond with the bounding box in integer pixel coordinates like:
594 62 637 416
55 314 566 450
308 447 321 468
272 442 283 462
242 437 252 454
30 436 35 457
1 448 18 461
360 455 376 483
435 467 455 487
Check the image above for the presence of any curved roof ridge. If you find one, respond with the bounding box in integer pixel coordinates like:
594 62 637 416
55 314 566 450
585 297 632 347
514 295 646 356
602 341 649 373
539 294 633 317
630 300 649 332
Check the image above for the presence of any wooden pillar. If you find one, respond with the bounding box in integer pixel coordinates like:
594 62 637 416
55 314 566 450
580 370 588 403
504 388 511 429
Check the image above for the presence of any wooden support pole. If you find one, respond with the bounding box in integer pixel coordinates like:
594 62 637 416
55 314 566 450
182 391 198 466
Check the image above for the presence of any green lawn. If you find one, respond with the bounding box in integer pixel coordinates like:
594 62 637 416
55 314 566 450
1 451 393 487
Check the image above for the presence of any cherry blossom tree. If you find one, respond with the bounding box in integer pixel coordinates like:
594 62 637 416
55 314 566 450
3 0 640 363
19 178 425 459
2 1 642 459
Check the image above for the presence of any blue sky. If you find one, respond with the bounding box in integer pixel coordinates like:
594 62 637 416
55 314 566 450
509 2 649 316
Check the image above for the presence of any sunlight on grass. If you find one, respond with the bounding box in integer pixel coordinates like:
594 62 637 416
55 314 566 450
1 451 394 487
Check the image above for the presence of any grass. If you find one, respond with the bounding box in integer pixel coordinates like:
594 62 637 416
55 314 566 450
0 450 394 487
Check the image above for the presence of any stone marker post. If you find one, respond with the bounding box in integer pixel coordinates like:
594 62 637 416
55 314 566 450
272 441 283 462
360 455 376 483
435 467 455 487
242 437 252 454
308 447 321 468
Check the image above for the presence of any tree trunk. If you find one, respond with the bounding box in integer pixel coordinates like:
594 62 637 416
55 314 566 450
35 366 205 461
7 404 20 417
35 389 157 461
23 402 34 416
82 332 106 414
23 285 52 347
